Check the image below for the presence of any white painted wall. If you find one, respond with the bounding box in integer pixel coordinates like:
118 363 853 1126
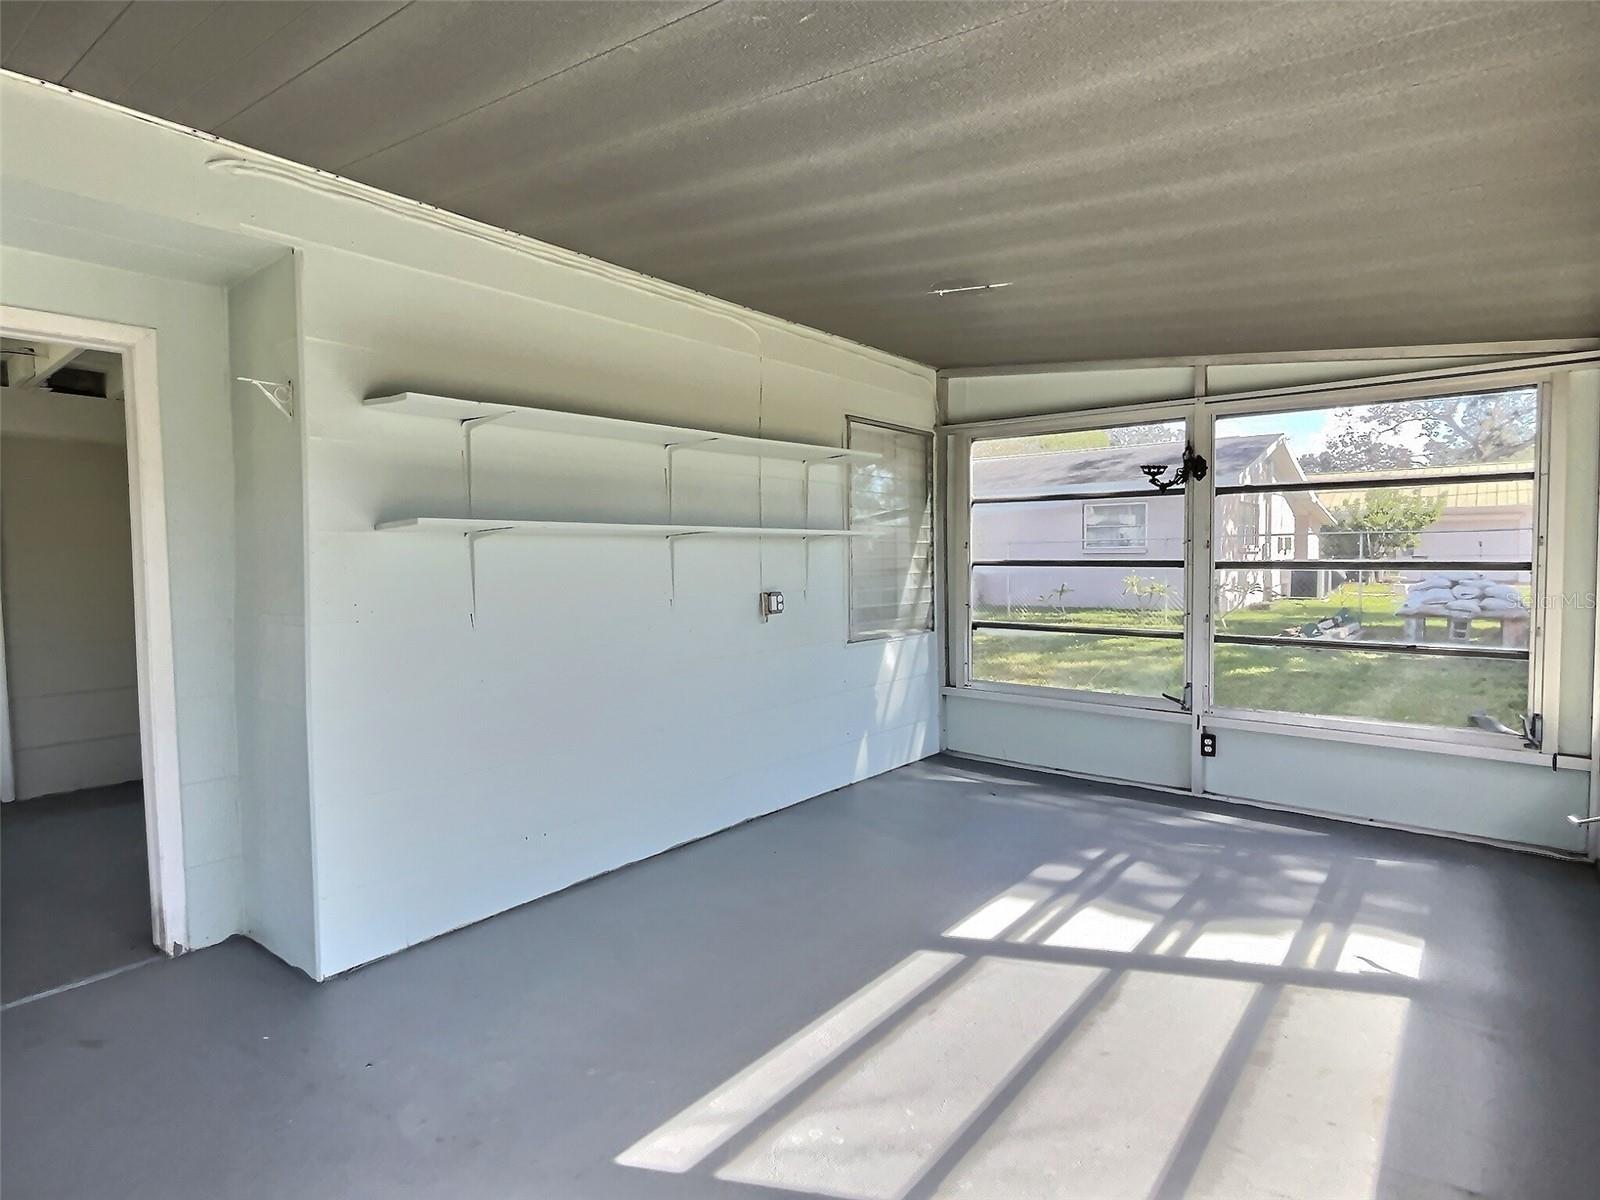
0 247 244 947
1 75 940 977
0 430 141 797
300 248 938 977
229 254 316 974
944 356 1598 852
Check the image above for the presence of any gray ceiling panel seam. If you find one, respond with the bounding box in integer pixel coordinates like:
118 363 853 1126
335 0 725 173
0 1 43 69
139 3 314 120
56 0 131 85
69 1 222 103
211 0 415 132
108 2 238 105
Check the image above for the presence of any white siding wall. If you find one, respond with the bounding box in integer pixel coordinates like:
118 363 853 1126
299 248 938 975
1 76 940 976
229 254 316 974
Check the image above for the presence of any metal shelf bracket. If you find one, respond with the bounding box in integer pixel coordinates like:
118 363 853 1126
237 376 293 419
461 412 513 517
666 531 707 605
465 526 513 628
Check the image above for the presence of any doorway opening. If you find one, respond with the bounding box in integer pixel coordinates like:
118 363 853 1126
0 309 185 1006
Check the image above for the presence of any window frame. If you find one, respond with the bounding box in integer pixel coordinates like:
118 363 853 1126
845 415 935 644
946 371 1559 750
1202 377 1551 748
950 403 1196 715
1082 500 1150 554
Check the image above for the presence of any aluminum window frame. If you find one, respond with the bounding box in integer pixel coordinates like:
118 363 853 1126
1203 376 1550 747
947 369 1561 750
952 402 1196 713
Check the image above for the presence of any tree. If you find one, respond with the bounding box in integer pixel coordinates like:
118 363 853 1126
1297 389 1537 474
1319 489 1445 564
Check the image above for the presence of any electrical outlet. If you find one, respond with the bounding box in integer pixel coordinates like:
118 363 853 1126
1200 729 1218 758
760 590 785 620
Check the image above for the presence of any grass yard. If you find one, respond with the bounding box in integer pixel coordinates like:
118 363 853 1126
972 582 1530 729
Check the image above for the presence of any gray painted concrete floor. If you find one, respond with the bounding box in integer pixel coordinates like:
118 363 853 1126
3 756 1599 1200
1 782 158 1004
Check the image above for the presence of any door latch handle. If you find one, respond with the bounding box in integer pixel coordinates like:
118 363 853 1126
1566 815 1600 826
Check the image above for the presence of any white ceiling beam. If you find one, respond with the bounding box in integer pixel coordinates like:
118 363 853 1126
26 341 87 387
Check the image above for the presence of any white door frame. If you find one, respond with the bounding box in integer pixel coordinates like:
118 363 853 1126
1 304 187 953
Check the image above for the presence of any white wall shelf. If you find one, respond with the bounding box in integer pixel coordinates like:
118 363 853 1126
377 517 866 538
365 392 879 464
368 393 875 621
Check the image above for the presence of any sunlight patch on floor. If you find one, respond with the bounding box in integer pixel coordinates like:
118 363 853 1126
620 851 1424 1199
931 972 1257 1199
716 957 1103 1200
1184 987 1408 1200
615 950 961 1173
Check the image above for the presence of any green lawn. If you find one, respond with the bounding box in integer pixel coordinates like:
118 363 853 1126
972 582 1530 729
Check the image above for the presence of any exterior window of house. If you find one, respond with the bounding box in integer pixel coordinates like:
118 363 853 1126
967 418 1187 702
1084 502 1148 552
847 418 933 641
1210 385 1541 739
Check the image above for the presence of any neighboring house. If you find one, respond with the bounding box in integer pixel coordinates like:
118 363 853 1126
1305 468 1535 583
971 434 1333 613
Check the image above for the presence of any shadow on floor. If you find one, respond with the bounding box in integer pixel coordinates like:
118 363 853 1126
3 756 1599 1199
1 782 157 1004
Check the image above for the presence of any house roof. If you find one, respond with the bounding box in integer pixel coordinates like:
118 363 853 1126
973 433 1284 498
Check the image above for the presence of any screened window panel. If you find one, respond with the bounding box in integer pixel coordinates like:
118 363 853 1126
972 628 1184 699
968 416 1188 703
1212 642 1529 732
848 420 933 640
1208 384 1539 738
971 422 1186 498
1213 387 1538 480
973 566 1185 631
1213 482 1534 564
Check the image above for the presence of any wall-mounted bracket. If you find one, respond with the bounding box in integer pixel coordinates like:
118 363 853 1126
465 526 513 628
801 452 854 532
461 412 513 517
664 438 718 522
666 531 707 605
237 376 293 419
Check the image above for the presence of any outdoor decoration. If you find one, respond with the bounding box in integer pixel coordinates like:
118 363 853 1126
1395 571 1529 618
1139 443 1209 493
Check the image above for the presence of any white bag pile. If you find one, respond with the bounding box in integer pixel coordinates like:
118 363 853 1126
1396 571 1528 617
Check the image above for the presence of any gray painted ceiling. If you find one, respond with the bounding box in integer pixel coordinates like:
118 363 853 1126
2 1 1596 368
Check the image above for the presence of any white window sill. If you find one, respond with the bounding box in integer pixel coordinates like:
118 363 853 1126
944 686 1591 772
942 684 1192 724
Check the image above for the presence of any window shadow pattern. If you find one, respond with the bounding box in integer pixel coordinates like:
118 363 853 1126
619 798 1437 1200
